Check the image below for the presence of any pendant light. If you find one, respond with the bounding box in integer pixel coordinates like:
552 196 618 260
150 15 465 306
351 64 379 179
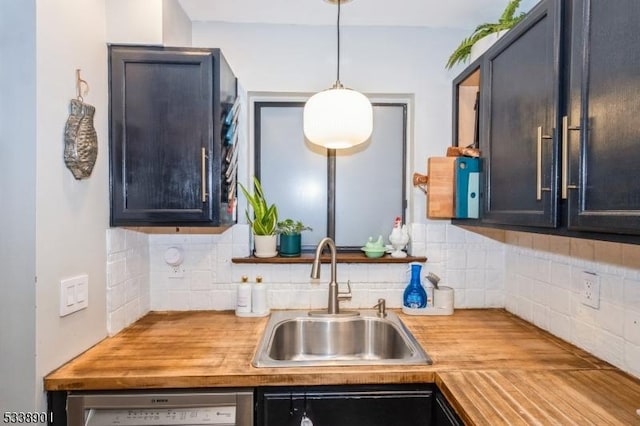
303 0 373 149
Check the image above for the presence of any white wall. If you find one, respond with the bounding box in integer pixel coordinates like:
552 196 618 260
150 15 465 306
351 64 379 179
0 0 37 413
106 0 164 44
106 0 192 46
34 0 110 411
163 0 192 46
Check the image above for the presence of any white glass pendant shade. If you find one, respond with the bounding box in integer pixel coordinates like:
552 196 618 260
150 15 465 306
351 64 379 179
303 86 373 149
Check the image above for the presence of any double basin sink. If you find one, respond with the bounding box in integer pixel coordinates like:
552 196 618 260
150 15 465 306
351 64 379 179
252 310 432 367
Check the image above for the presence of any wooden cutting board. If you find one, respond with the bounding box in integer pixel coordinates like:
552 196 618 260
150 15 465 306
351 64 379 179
427 157 456 218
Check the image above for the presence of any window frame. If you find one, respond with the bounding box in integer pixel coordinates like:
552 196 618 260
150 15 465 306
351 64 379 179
253 98 409 252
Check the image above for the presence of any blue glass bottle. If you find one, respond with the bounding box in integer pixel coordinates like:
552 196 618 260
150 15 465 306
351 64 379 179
403 263 427 309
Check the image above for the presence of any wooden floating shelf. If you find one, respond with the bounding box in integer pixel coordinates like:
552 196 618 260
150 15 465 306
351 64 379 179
232 253 428 264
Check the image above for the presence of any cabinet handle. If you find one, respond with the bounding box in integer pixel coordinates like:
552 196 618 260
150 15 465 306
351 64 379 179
561 116 581 199
536 127 553 200
201 147 208 203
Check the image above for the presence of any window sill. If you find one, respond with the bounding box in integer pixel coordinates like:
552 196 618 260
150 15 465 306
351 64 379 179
231 253 427 264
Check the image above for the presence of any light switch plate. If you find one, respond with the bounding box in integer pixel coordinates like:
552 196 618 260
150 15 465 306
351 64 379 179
59 274 89 316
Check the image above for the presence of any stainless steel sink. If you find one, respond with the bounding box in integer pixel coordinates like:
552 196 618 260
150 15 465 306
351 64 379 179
252 310 432 367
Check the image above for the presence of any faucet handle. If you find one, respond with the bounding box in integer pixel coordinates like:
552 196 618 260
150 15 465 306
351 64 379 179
337 280 352 301
373 298 387 318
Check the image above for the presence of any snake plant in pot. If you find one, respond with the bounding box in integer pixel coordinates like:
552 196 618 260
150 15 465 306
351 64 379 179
446 0 526 69
239 177 278 258
276 219 312 257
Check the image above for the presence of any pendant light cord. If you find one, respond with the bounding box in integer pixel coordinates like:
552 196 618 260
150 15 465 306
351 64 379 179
336 0 341 86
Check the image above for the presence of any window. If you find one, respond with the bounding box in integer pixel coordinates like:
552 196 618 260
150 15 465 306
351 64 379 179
254 99 407 250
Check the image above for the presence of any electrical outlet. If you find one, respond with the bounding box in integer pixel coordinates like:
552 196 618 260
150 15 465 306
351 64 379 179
581 271 600 309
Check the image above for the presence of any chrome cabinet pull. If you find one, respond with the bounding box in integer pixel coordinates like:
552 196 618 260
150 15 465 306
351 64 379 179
536 127 553 200
201 147 208 203
561 116 581 199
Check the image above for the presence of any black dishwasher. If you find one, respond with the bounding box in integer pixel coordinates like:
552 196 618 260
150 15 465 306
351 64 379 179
256 384 433 426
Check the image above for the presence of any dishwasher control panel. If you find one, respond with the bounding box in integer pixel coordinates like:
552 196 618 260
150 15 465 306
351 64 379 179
65 390 253 426
87 406 236 426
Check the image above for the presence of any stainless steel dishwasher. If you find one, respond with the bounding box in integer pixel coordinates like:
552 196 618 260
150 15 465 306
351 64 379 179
65 390 253 426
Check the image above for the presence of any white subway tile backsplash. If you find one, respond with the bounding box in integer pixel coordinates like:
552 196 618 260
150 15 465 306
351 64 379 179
484 290 504 308
107 258 126 288
426 223 446 243
465 269 485 289
409 223 426 243
465 289 486 308
115 224 638 378
347 264 369 283
211 290 235 310
595 302 624 337
189 291 213 310
505 230 640 378
548 286 572 315
191 270 212 290
624 342 640 378
446 248 467 269
446 224 467 243
623 277 640 310
409 242 426 257
548 235 571 256
106 228 150 335
547 310 572 342
532 304 550 330
570 238 595 262
107 228 127 253
622 244 640 270
549 261 571 290
591 330 625 369
624 309 640 345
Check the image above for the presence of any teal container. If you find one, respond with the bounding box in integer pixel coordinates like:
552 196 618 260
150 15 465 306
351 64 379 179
279 234 302 257
403 263 427 308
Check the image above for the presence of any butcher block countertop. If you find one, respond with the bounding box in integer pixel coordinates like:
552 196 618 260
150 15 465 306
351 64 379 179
45 309 640 425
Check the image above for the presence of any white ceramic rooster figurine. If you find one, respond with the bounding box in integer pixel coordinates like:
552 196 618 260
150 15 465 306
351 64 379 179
389 216 409 258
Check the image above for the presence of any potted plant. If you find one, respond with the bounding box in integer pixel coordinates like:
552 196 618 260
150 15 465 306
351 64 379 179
276 219 312 257
239 177 278 258
446 0 526 69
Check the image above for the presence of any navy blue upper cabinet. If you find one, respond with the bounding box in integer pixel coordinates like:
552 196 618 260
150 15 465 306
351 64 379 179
565 0 640 235
455 0 640 241
109 45 237 227
480 0 563 228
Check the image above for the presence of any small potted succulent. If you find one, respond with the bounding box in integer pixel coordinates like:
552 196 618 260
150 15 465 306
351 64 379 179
276 219 312 257
239 177 278 258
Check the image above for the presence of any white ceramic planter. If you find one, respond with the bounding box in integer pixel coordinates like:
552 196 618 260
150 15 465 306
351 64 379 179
254 234 277 258
469 30 508 63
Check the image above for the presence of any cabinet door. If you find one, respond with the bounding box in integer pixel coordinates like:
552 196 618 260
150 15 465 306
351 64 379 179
481 0 562 228
565 0 640 234
433 392 463 426
110 47 214 225
257 386 433 426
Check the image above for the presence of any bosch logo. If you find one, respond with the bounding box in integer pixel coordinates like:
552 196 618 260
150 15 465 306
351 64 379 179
150 398 169 404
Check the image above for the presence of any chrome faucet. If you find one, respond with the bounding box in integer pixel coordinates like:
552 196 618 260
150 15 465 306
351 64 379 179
309 237 358 317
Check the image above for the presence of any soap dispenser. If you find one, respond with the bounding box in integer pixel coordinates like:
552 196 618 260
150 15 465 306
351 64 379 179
403 263 427 309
